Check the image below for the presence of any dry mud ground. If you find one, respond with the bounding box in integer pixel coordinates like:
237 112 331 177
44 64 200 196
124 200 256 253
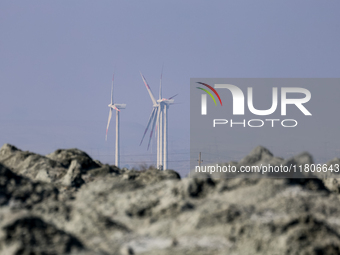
1 143 340 255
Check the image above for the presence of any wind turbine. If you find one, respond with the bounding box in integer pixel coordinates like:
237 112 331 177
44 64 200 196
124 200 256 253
106 74 126 168
139 71 178 170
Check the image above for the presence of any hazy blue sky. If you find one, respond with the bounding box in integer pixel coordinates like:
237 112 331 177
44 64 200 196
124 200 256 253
1 1 339 175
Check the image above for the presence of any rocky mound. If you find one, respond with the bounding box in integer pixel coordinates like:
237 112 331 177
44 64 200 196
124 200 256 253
0 215 83 254
0 143 340 255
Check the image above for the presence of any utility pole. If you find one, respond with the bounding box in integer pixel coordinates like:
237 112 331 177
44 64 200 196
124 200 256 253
198 152 203 167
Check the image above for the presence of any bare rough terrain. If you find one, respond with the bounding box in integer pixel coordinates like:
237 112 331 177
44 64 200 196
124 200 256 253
0 143 340 255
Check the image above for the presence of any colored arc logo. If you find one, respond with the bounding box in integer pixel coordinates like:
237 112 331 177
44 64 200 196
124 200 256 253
196 82 223 106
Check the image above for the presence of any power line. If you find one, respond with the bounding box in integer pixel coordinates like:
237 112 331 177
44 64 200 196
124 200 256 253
89 152 190 157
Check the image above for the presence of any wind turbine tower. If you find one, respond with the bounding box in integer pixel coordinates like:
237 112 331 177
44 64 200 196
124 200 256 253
106 74 126 168
140 71 177 170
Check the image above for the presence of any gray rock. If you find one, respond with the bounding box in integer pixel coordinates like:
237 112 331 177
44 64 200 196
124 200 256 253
327 157 340 167
35 168 53 183
0 143 67 182
2 143 340 255
323 178 340 193
61 160 85 188
0 215 84 254
120 246 135 255
46 148 101 171
0 162 58 209
283 151 314 171
238 146 274 165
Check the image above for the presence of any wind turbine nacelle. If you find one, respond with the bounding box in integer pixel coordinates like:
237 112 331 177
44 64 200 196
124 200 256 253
114 104 126 109
160 99 174 105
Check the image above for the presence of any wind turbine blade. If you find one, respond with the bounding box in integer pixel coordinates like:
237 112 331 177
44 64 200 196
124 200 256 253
111 74 114 104
155 104 161 137
140 108 156 146
159 65 163 100
140 72 157 105
147 107 159 150
168 93 178 100
105 108 113 141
